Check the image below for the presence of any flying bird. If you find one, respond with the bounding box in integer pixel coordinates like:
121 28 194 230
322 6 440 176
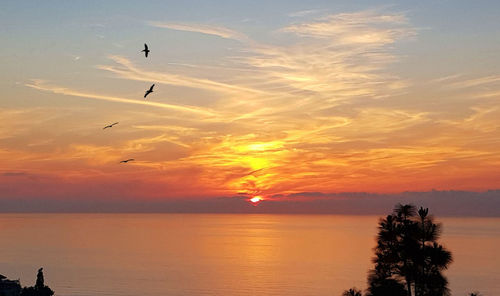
141 43 150 57
144 84 155 98
120 159 135 163
103 122 119 130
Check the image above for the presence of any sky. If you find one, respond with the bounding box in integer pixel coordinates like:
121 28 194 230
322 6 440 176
0 1 499 212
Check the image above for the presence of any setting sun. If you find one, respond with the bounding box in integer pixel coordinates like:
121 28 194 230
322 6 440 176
250 196 263 203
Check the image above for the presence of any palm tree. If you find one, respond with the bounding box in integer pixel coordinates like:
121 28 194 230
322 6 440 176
394 204 419 296
415 208 452 296
395 204 416 222
368 214 407 296
374 215 400 277
368 204 452 296
342 288 362 296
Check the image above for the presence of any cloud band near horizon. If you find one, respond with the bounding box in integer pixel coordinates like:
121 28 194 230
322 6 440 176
0 190 498 216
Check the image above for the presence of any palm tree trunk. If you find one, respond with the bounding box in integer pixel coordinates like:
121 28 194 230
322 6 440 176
419 215 425 296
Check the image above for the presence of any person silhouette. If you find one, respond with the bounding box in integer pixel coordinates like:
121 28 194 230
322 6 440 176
35 268 44 289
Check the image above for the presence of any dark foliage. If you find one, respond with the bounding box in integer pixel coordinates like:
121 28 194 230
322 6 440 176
366 270 407 296
367 204 453 296
20 286 54 296
342 287 363 296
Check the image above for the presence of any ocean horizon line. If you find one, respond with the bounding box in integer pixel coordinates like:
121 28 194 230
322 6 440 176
1 189 499 216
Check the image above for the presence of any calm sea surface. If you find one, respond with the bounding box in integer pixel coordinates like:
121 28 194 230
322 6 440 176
0 214 499 296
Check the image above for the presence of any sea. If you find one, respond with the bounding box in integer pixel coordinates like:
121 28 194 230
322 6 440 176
0 214 498 296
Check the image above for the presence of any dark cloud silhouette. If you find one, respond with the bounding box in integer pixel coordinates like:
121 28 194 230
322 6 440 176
275 190 500 216
2 172 28 177
1 171 39 181
0 190 498 216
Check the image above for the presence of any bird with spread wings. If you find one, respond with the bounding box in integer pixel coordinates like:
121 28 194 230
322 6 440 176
144 84 155 98
103 122 119 130
119 159 135 163
142 43 150 57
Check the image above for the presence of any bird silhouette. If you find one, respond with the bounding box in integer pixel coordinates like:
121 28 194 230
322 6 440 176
144 84 155 98
103 122 119 130
141 43 150 57
120 159 135 163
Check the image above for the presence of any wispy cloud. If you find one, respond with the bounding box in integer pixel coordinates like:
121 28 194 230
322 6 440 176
148 21 250 42
282 10 413 43
98 55 264 96
288 9 325 18
25 79 218 117
238 10 414 104
441 75 500 90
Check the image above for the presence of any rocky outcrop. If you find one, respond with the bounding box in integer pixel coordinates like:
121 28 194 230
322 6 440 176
0 269 54 296
0 274 22 296
20 268 54 296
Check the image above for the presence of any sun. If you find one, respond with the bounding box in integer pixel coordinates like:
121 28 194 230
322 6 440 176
249 196 263 204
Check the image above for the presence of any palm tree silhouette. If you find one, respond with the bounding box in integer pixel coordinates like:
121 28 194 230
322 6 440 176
368 204 452 296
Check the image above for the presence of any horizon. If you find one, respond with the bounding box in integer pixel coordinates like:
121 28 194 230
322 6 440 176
1 189 499 216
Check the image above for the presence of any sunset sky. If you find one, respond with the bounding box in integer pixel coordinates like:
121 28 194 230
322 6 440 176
1 1 499 207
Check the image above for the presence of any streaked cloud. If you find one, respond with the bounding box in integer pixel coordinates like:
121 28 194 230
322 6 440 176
148 21 250 42
97 55 264 96
440 75 500 90
25 79 219 117
282 10 413 43
288 9 325 18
